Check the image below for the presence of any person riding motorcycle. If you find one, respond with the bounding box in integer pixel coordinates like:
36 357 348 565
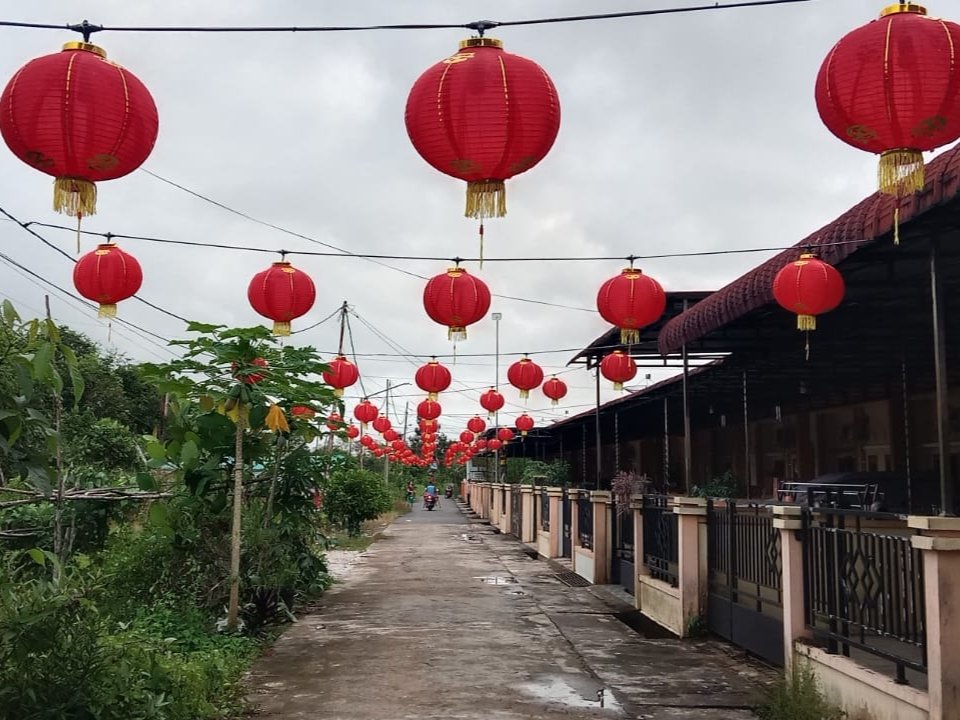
405 481 416 506
424 480 438 509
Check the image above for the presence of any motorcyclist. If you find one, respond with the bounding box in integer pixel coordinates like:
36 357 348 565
424 479 438 508
405 481 416 506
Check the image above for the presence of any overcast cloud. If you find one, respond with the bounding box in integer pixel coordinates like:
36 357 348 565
0 1 922 433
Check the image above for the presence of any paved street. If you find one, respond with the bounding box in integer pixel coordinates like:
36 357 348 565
247 502 773 719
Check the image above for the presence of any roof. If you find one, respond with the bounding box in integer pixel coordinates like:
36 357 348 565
658 144 960 354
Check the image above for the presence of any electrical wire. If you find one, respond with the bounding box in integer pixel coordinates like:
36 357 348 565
344 313 369 399
0 3 816 38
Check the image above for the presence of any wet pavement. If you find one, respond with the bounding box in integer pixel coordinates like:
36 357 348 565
246 500 773 719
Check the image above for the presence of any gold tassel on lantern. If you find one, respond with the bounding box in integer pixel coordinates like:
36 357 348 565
98 303 117 319
465 180 506 219
797 314 817 331
620 328 640 346
614 382 624 392
333 388 344 398
519 389 529 400
448 325 467 342
428 392 438 401
54 177 97 217
878 149 925 196
272 320 291 337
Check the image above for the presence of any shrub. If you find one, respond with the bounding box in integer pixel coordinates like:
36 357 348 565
324 468 392 535
757 662 845 720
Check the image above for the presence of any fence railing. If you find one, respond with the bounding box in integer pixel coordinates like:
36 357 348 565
642 495 678 587
803 508 927 683
578 497 593 550
510 485 522 538
540 490 550 532
708 501 782 609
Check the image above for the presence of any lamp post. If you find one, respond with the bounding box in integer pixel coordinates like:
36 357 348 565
492 312 502 483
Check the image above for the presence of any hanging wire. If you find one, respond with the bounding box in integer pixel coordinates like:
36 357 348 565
344 312 368 399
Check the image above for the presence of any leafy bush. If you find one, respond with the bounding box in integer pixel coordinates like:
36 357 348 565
693 469 739 499
756 662 845 720
324 468 392 535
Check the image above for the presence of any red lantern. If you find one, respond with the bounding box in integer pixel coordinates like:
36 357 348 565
326 412 342 431
292 405 316 420
497 427 515 444
405 37 560 220
415 359 452 401
372 416 392 434
816 5 960 203
515 414 535 437
542 376 568 406
487 438 503 452
0 42 159 221
391 439 406 452
417 399 442 421
232 357 267 385
420 418 438 434
360 434 375 447
460 430 475 444
475 438 488 451
479 388 505 417
72 243 142 318
383 428 400 442
423 267 491 342
322 356 360 398
353 400 379 429
346 424 360 440
507 357 544 400
600 350 638 392
248 261 316 336
772 253 845 331
597 267 667 345
467 416 486 435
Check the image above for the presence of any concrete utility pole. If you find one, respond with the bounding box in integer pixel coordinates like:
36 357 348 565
383 380 391 487
493 312 502 483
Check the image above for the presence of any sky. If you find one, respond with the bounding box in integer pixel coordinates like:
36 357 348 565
0 0 939 438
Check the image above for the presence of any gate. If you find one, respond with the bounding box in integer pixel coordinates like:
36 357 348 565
707 501 784 666
510 484 522 538
612 506 635 594
561 490 572 557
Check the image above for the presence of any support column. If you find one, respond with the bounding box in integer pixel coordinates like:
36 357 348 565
909 516 960 718
547 488 564 558
503 484 512 534
568 489 582 573
674 497 707 636
591 491 613 584
520 486 535 543
774 505 808 672
631 495 647 610
490 483 502 527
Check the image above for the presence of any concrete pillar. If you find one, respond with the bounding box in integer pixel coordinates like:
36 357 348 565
568 489 582 573
909 516 960 719
547 487 564 558
591 491 612 585
479 483 490 520
490 483 502 526
520 486 536 543
773 505 807 672
503 484 512 533
674 496 707 636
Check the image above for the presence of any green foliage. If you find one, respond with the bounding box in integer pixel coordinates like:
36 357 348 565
756 662 845 720
504 458 571 486
324 468 392 535
66 417 141 471
692 469 739 499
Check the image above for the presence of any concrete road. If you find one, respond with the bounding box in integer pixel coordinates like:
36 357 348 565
247 505 772 719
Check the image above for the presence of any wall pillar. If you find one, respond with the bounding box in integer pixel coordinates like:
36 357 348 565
568 489 583 573
909 516 960 719
503 484 512 533
674 496 707 636
773 505 808 672
591 491 613 584
490 483 502 526
547 488 564 558
520 486 535 543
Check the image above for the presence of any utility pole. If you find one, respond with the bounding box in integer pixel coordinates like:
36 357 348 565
383 380 391 487
492 312 502 484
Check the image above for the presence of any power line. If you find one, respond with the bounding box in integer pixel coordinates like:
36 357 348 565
0 3 816 39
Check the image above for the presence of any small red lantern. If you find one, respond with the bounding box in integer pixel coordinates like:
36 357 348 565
460 430 475 444
0 42 159 221
353 400 379 429
384 428 400 442
479 388 505 417
423 267 491 342
248 260 316 336
292 405 316 420
515 414 535 437
772 253 845 332
391 439 406 452
360 434 375 447
467 416 486 434
372 416 392 434
487 438 503 452
419 418 439 434
233 357 267 385
405 37 560 220
597 267 667 345
816 4 960 207
600 350 638 392
417 399 442 421
322 356 360 398
415 358 452 401
497 427 515 444
346 424 360 440
475 438 488 451
542 376 568 406
326 412 342 431
507 357 544 400
72 243 142 318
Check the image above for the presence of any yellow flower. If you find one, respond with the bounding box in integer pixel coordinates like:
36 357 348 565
265 404 290 433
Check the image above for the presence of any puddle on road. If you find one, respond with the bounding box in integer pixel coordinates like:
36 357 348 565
474 575 519 585
516 674 621 713
458 533 483 543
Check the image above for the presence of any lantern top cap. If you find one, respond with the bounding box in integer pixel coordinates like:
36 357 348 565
621 267 643 275
880 3 927 16
62 41 107 58
460 37 503 49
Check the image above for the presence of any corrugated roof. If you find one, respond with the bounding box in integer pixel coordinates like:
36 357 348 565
657 145 960 355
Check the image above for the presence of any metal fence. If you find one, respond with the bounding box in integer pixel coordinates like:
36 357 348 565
510 485 522 538
578 497 594 550
642 495 678 587
540 490 550 532
803 508 927 683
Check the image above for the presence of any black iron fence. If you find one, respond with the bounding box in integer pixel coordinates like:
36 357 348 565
578 496 594 550
803 508 926 683
510 485 522 538
642 495 678 586
540 490 550 532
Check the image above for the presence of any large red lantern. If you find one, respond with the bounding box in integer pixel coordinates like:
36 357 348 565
467 416 486 435
542 376 568 406
515 414 535 437
72 243 142 318
248 261 316 336
479 388 505 417
353 400 379 429
405 37 560 220
0 42 159 220
423 267 491 342
415 358 452 401
497 427 515 444
507 357 544 400
600 350 638 392
772 253 845 331
816 4 960 209
417 399 442 421
597 267 667 345
322 356 360 398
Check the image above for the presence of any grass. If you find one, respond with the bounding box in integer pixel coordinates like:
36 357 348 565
325 500 412 552
756 662 846 720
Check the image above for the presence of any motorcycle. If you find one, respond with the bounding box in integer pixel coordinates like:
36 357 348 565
424 493 438 511
444 485 453 499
